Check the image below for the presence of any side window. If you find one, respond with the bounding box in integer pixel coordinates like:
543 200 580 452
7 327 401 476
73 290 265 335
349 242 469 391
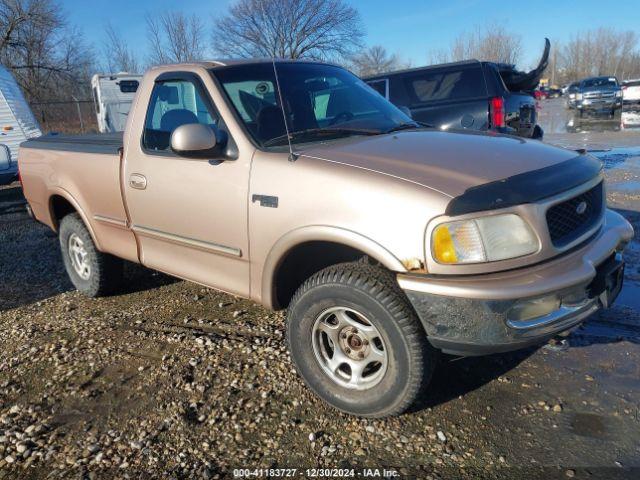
366 79 388 98
119 80 139 93
221 80 277 122
405 67 484 103
142 78 219 153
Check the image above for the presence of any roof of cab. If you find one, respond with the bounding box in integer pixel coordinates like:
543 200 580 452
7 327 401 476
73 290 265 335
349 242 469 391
147 58 331 72
363 59 482 80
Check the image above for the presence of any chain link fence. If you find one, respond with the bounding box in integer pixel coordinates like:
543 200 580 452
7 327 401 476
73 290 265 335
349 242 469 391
30 99 99 134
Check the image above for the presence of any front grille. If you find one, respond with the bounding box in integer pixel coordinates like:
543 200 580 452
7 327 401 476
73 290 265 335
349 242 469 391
584 91 615 99
546 182 604 247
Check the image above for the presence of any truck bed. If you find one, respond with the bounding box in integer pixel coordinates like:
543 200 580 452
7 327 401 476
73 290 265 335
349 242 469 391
18 129 137 262
21 132 123 155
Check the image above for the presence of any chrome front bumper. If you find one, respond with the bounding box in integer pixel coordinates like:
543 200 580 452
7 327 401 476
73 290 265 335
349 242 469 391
506 298 599 331
398 209 633 356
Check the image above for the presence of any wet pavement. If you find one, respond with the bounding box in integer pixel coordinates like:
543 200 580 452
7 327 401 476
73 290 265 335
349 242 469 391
539 97 640 150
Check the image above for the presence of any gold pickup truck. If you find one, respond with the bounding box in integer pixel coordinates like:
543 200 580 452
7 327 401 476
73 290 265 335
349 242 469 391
19 60 633 417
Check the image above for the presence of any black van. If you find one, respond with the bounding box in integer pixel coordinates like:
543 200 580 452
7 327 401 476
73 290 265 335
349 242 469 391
364 41 550 139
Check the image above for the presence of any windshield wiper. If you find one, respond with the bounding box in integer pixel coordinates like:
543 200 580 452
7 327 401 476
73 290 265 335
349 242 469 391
263 127 381 147
384 122 433 134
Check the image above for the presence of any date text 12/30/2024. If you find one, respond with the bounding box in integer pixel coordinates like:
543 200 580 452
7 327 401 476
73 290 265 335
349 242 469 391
233 468 400 478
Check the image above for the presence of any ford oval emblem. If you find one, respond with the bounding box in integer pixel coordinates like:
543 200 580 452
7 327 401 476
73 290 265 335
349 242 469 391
576 201 588 215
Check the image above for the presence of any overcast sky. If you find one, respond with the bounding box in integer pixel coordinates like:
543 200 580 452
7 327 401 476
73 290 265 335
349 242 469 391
64 0 640 70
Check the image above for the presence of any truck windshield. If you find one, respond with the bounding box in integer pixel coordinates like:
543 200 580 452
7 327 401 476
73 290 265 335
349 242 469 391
212 62 414 148
582 78 618 88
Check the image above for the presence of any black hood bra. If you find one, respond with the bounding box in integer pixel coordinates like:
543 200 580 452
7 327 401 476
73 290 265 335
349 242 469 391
445 152 603 216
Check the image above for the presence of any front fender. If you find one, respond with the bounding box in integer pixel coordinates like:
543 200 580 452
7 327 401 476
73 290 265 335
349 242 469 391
260 225 407 309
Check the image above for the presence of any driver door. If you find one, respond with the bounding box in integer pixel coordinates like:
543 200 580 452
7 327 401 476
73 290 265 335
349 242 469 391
123 71 251 297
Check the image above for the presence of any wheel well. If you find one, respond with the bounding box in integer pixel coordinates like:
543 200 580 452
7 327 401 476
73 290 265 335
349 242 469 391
50 195 76 230
273 241 370 310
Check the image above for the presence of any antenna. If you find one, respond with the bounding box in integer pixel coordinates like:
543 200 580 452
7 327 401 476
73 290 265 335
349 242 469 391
271 59 298 162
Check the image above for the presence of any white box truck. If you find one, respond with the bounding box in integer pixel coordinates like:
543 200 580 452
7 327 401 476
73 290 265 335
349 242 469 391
91 73 142 133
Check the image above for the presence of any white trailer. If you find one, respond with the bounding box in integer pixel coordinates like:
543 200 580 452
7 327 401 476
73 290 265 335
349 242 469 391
91 73 142 133
0 65 42 185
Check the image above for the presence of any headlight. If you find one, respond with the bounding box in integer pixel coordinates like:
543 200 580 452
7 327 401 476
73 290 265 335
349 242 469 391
616 90 623 98
576 93 583 100
431 214 539 264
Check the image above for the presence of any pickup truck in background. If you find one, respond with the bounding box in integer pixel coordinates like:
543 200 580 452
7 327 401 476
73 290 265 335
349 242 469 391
574 76 623 116
19 59 633 417
364 39 551 139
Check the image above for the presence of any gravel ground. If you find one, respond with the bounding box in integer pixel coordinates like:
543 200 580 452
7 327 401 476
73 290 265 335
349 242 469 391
1 133 640 479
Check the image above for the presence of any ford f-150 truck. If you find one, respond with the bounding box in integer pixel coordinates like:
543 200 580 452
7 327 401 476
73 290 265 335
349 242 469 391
19 60 633 417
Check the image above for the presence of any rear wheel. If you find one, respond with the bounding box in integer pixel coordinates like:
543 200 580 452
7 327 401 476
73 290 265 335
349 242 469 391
286 262 437 417
59 213 123 297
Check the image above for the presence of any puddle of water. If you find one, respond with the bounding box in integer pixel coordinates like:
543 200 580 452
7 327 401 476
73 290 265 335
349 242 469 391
591 147 640 170
614 281 640 310
568 412 608 439
612 180 640 193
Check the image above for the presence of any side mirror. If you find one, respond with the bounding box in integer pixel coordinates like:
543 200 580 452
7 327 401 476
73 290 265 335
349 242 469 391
399 106 413 119
0 144 10 171
170 123 226 159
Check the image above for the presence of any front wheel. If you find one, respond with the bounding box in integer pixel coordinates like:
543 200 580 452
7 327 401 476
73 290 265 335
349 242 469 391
286 262 437 417
59 213 123 297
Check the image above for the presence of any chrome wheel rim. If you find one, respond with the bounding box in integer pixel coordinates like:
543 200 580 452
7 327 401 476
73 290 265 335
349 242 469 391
68 233 91 280
312 307 388 390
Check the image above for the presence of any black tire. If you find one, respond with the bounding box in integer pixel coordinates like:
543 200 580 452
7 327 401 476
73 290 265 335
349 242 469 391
286 262 437 417
59 213 123 297
532 125 544 140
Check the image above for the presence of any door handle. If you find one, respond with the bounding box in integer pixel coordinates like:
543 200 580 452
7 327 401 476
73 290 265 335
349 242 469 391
129 174 147 190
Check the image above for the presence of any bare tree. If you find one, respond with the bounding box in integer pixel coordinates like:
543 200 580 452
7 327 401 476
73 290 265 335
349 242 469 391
0 0 94 102
349 45 409 76
146 11 205 65
430 25 522 65
103 22 139 73
558 28 640 83
213 0 364 60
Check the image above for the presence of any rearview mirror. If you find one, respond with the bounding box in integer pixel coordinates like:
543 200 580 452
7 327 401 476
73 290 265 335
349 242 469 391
0 144 10 171
170 123 226 159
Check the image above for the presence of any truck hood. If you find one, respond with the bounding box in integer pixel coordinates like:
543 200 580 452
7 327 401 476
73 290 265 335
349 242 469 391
302 130 579 198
